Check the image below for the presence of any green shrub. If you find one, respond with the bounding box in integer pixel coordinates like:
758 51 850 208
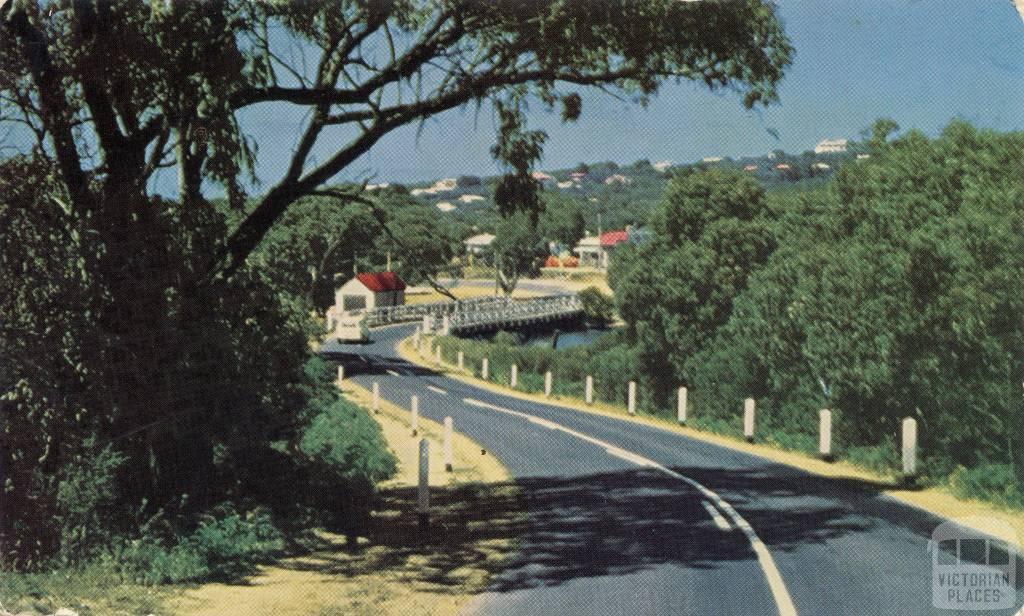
577 286 615 326
54 445 126 565
298 398 397 532
120 505 283 584
949 464 1024 509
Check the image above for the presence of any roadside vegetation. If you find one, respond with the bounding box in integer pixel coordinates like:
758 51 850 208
437 120 1024 509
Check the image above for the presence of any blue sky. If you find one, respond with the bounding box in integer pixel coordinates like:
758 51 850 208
138 1 1024 191
312 0 1024 185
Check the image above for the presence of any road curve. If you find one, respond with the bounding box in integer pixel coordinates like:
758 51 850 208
322 324 1023 616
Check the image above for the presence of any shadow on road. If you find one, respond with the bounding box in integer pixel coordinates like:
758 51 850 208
277 464 1024 596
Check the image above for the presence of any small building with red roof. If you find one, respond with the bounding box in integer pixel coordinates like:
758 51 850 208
574 227 634 269
335 271 407 313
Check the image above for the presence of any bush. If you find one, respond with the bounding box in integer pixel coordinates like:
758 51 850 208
54 446 127 565
950 464 1024 509
577 286 615 326
120 505 284 584
298 398 397 532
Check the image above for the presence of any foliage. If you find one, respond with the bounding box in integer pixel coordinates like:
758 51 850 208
257 189 464 310
1 0 792 572
119 505 284 584
610 167 775 406
577 287 616 326
488 213 548 295
667 122 1024 484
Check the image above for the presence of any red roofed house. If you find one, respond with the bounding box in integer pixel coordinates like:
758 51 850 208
335 271 406 313
574 228 632 269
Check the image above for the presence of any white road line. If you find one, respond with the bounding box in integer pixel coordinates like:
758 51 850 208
702 500 733 531
462 396 798 616
387 369 402 377
426 385 448 395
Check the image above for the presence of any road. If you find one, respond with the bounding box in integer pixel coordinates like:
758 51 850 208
322 324 1023 616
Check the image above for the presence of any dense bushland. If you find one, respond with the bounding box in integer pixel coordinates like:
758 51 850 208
441 122 1024 505
0 155 395 577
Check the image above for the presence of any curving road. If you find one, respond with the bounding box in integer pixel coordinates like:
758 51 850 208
322 324 1023 616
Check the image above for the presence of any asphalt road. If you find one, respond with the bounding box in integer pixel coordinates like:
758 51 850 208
322 324 1024 616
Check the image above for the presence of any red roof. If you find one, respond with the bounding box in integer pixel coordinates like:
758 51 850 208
356 272 406 292
600 230 629 247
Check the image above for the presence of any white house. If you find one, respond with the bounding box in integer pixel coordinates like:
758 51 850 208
814 138 849 154
435 201 456 212
463 233 495 255
573 229 631 269
653 160 674 173
459 194 485 204
604 174 633 186
335 272 406 313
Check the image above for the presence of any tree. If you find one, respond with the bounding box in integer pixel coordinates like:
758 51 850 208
610 168 775 404
0 0 791 561
539 194 586 249
489 213 547 296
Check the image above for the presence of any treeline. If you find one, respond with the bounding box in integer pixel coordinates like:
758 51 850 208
0 156 396 577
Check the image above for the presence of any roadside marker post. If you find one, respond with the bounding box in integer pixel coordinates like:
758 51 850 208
411 395 419 436
819 409 833 461
417 439 430 530
677 387 688 425
457 351 464 371
585 376 594 405
511 364 518 388
544 371 553 397
481 357 489 380
435 344 442 365
744 398 756 442
337 365 344 385
372 382 380 413
443 416 454 472
902 417 917 483
628 381 637 415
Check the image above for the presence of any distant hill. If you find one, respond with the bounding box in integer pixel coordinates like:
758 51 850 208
392 142 867 236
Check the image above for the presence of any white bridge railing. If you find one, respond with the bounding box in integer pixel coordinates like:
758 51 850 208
338 293 583 335
435 294 583 335
358 295 514 328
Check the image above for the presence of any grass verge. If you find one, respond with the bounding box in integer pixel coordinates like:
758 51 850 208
400 334 1024 550
167 380 522 616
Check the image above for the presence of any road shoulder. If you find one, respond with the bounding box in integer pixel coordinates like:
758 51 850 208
398 333 1024 550
169 380 521 616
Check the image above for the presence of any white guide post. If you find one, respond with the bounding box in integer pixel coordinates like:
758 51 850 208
819 409 833 461
417 439 429 529
902 417 917 480
744 398 755 442
443 416 454 472
411 395 419 436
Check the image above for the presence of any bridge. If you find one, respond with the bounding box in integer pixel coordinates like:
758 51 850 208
334 293 583 339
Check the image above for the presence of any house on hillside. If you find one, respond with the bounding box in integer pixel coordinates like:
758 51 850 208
463 233 495 256
814 138 848 154
531 171 556 188
573 227 634 269
335 272 406 312
604 174 633 186
459 194 486 204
